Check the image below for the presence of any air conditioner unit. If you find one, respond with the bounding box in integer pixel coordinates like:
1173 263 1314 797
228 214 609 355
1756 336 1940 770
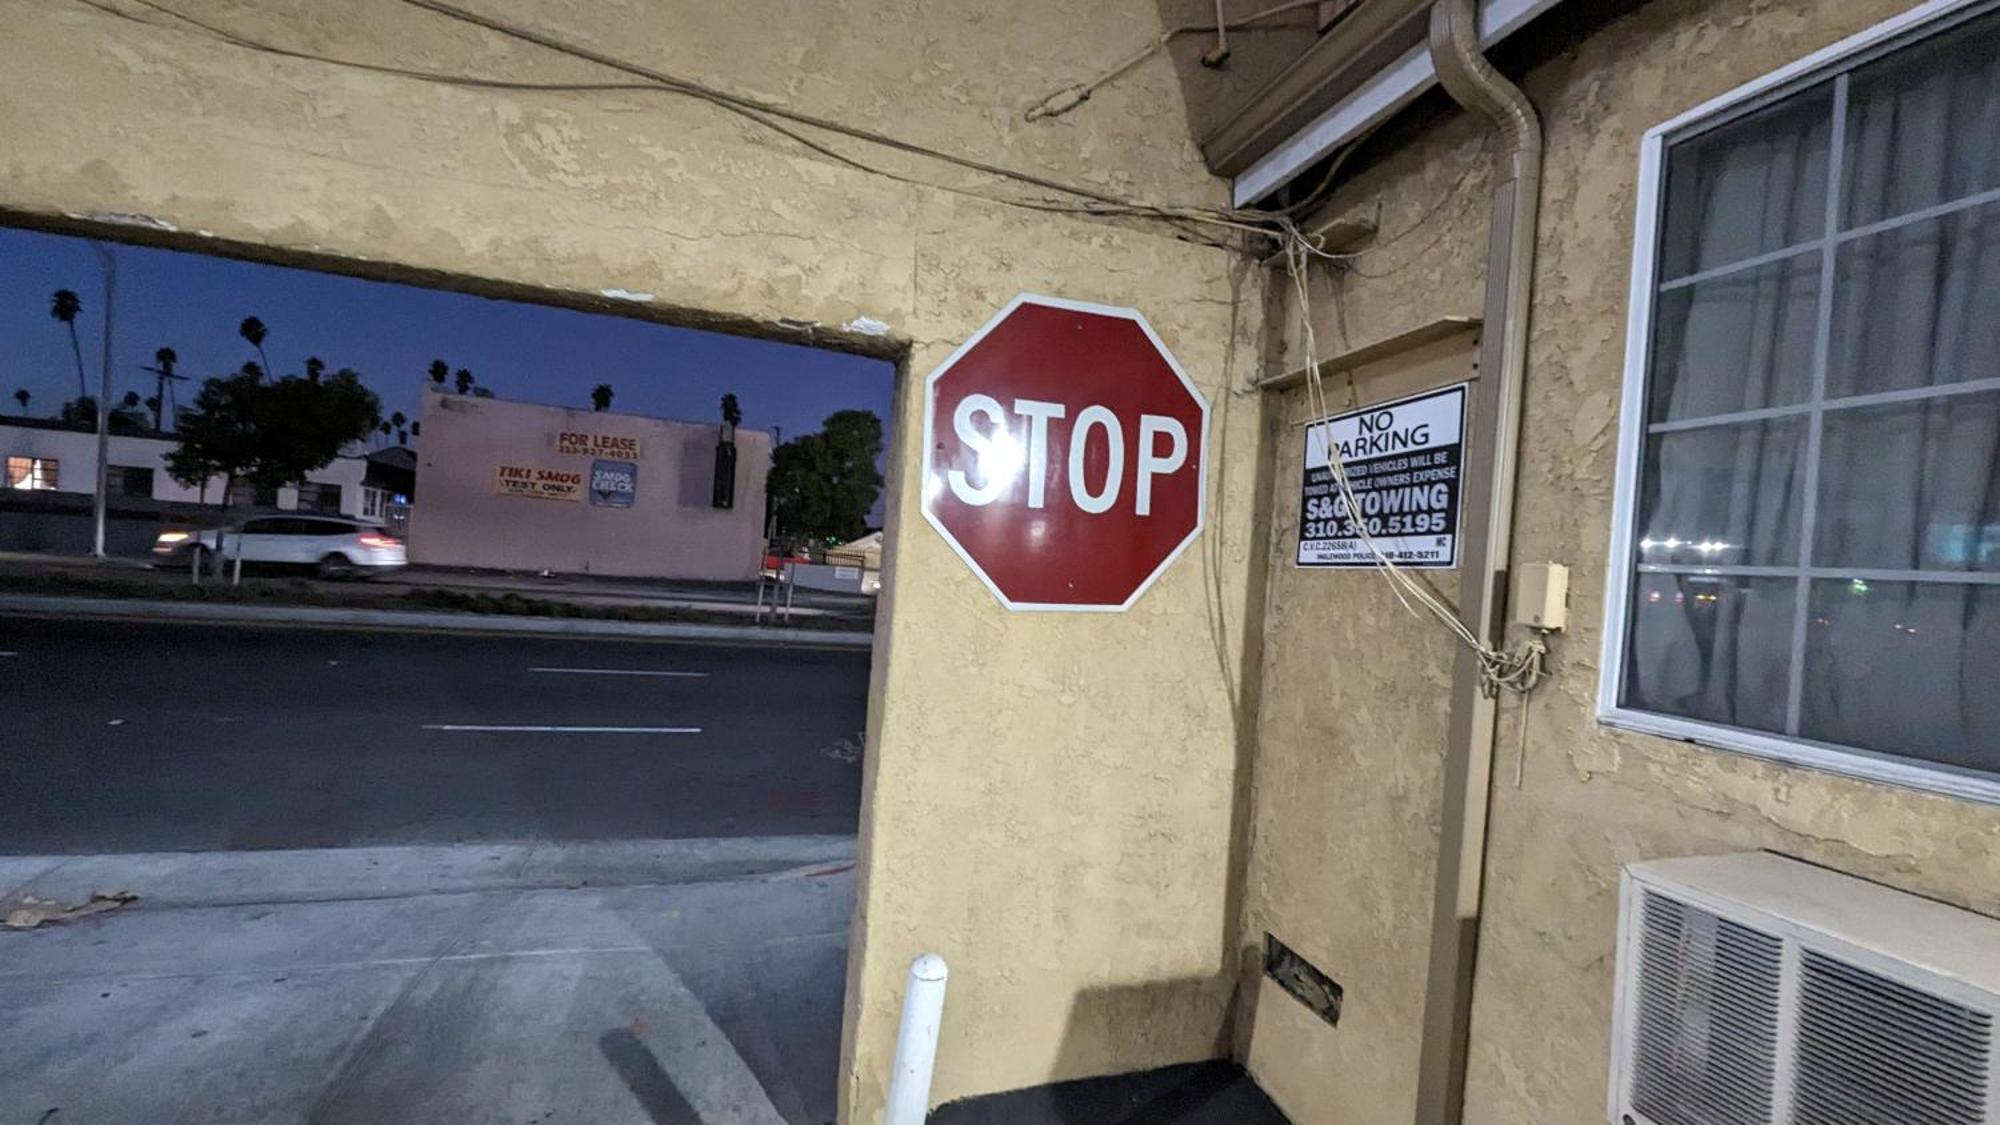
1609 852 1998 1125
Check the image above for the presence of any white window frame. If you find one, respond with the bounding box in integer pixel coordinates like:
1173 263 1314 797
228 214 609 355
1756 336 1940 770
1598 0 2000 806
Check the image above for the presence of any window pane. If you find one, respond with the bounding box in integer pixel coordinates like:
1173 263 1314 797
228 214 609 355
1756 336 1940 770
1842 9 2000 229
1815 392 2000 571
1649 253 1819 421
1623 574 1797 734
1801 580 1999 771
1825 199 2000 398
1659 88 1832 280
1639 419 1805 567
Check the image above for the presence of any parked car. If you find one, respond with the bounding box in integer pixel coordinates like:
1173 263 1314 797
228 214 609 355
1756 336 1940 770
153 515 407 578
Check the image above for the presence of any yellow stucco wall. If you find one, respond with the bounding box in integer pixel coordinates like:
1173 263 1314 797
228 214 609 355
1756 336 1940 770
0 2 1269 1119
1243 1 2000 1123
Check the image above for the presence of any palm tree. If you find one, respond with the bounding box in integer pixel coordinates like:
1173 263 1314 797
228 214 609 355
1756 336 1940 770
409 420 421 439
121 391 141 408
721 393 742 427
11 388 28 415
50 289 87 398
454 368 474 395
304 356 325 383
428 360 449 388
591 383 614 412
145 346 182 430
238 316 270 375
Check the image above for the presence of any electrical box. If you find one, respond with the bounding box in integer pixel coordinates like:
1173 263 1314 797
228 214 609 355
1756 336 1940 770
1511 562 1569 631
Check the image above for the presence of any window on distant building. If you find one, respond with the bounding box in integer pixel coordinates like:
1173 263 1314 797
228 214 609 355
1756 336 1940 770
297 482 343 514
1603 2 2000 801
5 456 59 491
229 480 280 509
107 465 155 499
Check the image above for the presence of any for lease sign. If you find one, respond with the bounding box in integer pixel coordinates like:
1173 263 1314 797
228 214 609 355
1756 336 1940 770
494 463 584 501
1297 382 1466 569
557 431 643 459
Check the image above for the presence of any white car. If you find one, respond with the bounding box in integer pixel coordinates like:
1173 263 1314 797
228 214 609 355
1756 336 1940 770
154 515 408 578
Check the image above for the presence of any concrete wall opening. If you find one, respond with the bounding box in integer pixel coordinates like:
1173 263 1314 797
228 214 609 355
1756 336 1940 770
1 213 895 1124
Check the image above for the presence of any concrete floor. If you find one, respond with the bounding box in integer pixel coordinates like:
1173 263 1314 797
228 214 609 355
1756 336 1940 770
0 839 853 1125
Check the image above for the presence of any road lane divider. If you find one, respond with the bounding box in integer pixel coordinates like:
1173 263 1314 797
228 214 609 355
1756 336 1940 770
528 667 709 678
422 724 702 734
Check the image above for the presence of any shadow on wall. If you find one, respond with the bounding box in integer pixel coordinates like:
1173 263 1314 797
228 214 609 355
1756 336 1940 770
933 965 1282 1123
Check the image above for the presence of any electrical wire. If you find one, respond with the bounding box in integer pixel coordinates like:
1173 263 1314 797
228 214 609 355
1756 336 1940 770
1283 233 1548 697
73 0 1534 686
1025 0 1327 122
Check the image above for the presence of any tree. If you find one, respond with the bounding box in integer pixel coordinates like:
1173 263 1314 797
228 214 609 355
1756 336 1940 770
49 289 87 398
766 409 884 545
166 366 382 559
113 392 148 431
454 368 474 395
591 383 614 412
304 356 325 383
238 316 270 375
428 359 449 388
721 393 742 427
409 420 421 438
390 410 408 446
12 389 28 415
146 346 182 430
58 396 99 427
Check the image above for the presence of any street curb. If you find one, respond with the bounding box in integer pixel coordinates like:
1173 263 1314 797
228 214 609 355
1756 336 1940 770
0 594 875 649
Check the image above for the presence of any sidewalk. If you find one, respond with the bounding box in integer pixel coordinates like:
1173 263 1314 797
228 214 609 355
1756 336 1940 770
0 838 855 1125
0 552 875 647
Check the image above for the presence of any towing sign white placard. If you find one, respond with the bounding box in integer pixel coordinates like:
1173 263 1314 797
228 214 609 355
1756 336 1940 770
1297 382 1466 569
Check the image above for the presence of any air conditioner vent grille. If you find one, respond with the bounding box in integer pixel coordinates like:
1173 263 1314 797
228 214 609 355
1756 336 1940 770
1630 892 1783 1125
1795 950 1992 1125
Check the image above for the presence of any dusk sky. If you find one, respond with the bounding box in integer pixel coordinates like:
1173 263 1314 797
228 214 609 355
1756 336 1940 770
0 226 894 450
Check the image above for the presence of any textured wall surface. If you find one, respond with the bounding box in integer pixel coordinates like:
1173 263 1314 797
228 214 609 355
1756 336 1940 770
0 2 1269 1120
1243 2 2000 1124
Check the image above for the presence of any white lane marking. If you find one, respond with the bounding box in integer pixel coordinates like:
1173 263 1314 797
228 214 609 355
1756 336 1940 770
0 651 16 657
422 724 702 734
529 666 709 678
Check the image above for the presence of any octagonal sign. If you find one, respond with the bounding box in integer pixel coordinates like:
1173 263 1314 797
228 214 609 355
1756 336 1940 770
922 294 1209 611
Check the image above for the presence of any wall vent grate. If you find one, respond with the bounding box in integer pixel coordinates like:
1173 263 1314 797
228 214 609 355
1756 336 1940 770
1610 853 2000 1125
1629 892 1782 1125
1795 950 1992 1125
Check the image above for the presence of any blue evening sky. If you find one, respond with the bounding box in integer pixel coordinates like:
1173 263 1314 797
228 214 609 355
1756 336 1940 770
0 226 894 449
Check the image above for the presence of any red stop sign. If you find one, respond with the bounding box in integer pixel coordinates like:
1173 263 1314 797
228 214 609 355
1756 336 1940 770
922 295 1209 610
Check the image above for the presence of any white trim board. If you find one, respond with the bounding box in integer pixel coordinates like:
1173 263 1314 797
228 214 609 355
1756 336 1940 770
1232 0 1566 206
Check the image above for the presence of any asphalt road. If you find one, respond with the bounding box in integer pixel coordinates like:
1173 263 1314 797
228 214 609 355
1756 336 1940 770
0 617 871 854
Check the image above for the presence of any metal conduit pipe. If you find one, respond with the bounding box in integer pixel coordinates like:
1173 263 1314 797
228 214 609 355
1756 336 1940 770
1412 1 1543 1123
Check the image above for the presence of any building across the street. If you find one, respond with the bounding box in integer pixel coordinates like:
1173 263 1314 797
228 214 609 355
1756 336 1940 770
1 415 383 555
2 415 375 514
410 390 770 581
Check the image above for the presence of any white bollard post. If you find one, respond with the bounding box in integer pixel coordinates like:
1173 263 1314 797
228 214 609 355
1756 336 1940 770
884 953 949 1125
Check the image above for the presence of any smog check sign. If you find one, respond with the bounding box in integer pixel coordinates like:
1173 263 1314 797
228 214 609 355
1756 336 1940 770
1297 382 1466 569
922 295 1209 611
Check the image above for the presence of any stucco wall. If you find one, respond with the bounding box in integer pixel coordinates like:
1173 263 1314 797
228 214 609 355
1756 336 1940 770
0 2 1267 1119
1243 2 2000 1123
410 391 769 580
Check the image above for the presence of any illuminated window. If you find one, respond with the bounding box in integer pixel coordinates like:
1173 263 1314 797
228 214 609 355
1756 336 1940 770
5 456 59 490
1604 3 2000 798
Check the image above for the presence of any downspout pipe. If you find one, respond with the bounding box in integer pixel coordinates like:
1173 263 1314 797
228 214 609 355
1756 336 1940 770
1413 2 1542 1123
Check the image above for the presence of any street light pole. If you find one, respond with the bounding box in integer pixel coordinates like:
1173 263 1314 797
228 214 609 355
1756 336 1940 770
91 244 116 561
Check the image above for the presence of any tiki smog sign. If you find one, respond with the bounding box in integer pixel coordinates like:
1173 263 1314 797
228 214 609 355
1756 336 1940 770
557 431 643 460
495 464 584 502
589 459 637 508
1297 382 1466 569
